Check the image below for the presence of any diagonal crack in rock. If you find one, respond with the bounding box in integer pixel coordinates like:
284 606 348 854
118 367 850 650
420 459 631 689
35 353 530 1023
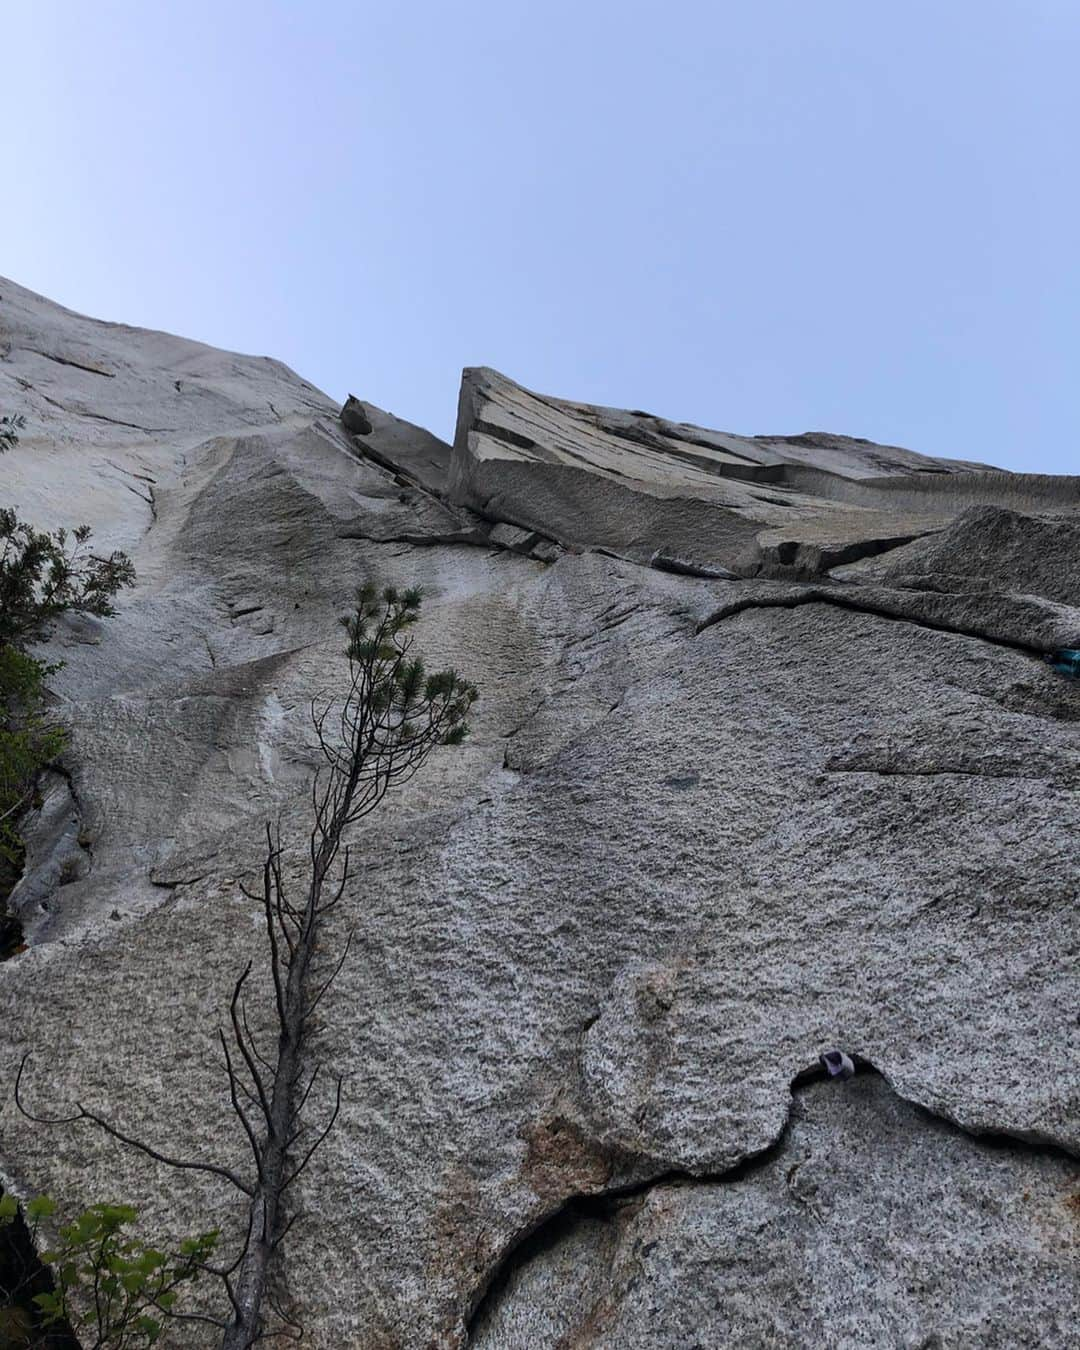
695 582 1080 659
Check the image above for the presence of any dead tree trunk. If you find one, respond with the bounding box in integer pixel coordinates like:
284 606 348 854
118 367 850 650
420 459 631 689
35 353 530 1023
219 830 343 1349
17 584 476 1349
221 584 476 1347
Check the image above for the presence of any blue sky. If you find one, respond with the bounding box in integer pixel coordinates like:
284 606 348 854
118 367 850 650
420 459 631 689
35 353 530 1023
6 2 1078 472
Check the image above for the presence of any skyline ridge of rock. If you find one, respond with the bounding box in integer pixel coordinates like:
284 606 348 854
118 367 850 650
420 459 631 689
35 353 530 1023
1 276 1077 1347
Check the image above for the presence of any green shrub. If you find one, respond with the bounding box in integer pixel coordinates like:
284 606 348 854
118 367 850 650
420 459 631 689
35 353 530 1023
0 508 135 650
0 413 25 455
0 645 64 869
0 409 134 897
1 1193 219 1347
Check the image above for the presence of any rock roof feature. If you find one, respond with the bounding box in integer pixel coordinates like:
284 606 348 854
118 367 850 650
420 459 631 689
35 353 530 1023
0 277 1078 1347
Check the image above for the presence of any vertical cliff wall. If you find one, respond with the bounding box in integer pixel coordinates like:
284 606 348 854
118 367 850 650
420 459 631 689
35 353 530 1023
1 278 1077 1346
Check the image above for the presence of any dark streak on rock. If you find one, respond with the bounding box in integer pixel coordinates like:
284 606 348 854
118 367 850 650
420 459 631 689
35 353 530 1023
695 587 1049 660
26 348 115 378
474 419 538 453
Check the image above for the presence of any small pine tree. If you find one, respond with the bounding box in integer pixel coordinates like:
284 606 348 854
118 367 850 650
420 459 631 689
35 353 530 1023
0 510 135 650
0 413 26 454
14 581 479 1348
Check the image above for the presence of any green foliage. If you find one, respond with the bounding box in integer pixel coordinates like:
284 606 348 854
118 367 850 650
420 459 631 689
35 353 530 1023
340 583 478 747
1 1194 219 1348
0 508 135 650
0 411 134 887
0 414 25 455
0 645 64 867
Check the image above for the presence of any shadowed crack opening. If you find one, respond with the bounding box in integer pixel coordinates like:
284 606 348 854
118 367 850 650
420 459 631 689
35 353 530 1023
0 798 33 964
1 764 93 961
464 1059 834 1341
0 1185 81 1347
754 531 926 579
474 420 539 453
464 1056 1078 1343
695 587 1053 661
0 884 26 961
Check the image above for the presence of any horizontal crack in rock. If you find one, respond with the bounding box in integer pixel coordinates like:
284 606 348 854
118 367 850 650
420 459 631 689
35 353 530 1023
25 348 116 378
464 1057 1078 1344
695 586 1050 659
473 419 538 453
825 764 1072 781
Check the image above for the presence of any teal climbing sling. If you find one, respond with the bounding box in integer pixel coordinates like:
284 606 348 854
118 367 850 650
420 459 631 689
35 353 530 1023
1047 648 1080 678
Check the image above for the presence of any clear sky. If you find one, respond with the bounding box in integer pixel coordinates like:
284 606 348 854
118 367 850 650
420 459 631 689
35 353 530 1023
5 2 1078 472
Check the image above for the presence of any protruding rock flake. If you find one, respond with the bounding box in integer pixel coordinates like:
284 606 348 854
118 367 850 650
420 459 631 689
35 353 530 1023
340 394 374 437
448 366 1077 580
1 278 1078 1347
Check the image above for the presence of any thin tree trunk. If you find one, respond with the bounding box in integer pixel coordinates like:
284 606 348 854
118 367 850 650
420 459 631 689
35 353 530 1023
221 835 333 1350
15 587 475 1349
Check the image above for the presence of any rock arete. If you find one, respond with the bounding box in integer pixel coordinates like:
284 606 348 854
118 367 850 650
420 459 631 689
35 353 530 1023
1 278 1078 1346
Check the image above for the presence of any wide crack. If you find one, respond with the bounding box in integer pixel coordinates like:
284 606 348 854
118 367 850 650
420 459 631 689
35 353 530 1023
2 766 92 961
695 585 1054 660
464 1057 1078 1344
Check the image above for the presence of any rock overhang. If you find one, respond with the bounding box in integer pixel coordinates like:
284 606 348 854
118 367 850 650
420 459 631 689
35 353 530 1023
445 364 1080 582
0 280 1078 1347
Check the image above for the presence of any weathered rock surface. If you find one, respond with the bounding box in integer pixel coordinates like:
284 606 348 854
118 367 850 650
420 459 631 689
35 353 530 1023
472 1072 1080 1349
0 278 1078 1347
448 366 1078 579
834 503 1080 602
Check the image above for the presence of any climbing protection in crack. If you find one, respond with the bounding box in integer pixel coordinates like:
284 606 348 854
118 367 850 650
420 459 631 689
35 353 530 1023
0 276 1077 1347
469 1065 1080 1347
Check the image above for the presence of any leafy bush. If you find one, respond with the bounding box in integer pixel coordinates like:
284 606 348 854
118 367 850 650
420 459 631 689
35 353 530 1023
0 645 64 870
2 419 210 1343
0 509 135 650
1 1193 219 1347
0 410 134 909
0 414 25 454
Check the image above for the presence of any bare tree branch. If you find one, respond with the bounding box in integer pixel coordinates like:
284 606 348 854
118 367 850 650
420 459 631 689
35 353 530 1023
227 966 274 1128
12 583 476 1350
15 1053 254 1197
218 1031 266 1183
304 932 354 1020
280 1077 343 1193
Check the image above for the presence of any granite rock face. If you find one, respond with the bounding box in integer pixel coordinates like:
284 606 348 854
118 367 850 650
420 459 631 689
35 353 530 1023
1 279 1078 1348
448 366 1077 580
472 1072 1080 1349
